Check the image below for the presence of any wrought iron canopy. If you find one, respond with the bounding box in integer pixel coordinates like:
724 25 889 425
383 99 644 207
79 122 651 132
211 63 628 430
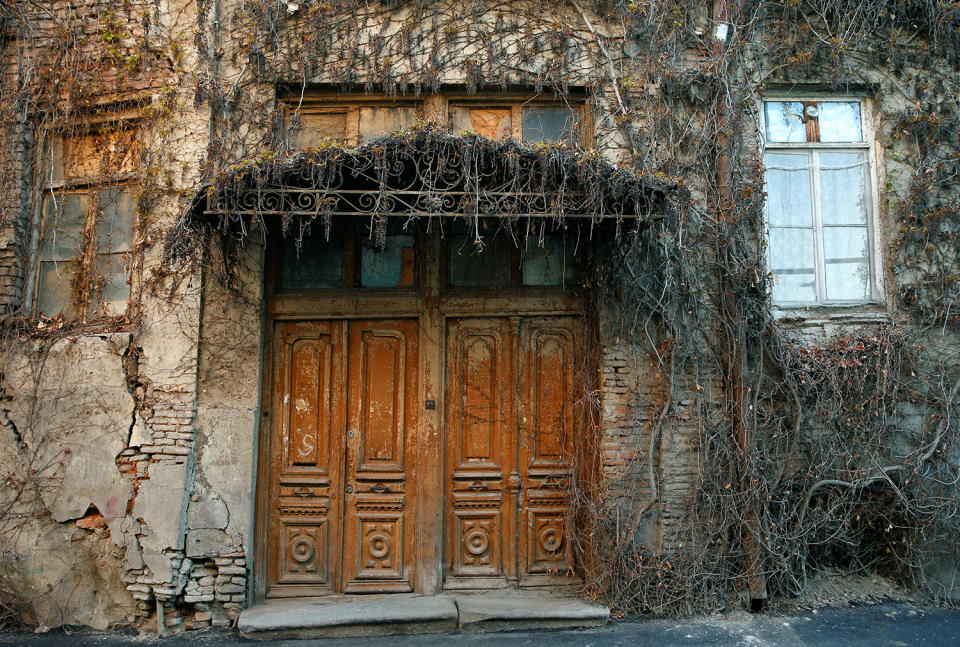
191 126 674 226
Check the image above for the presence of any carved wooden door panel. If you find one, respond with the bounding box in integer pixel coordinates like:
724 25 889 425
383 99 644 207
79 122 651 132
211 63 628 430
341 319 419 592
444 316 579 589
444 318 518 589
516 317 578 584
266 319 418 596
267 320 346 597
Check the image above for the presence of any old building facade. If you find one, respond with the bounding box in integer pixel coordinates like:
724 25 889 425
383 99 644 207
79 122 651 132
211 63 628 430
0 0 957 633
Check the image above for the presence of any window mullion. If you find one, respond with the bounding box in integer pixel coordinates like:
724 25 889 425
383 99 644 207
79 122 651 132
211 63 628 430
810 150 827 305
78 189 101 321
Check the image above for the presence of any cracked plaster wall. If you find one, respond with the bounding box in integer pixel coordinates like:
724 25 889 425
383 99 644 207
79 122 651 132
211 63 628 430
0 334 138 628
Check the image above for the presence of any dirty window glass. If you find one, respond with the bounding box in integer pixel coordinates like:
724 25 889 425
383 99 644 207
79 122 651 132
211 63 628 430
41 192 87 260
37 192 87 317
360 219 415 288
97 188 135 252
449 219 514 287
91 188 135 315
37 129 138 319
280 219 345 290
522 106 577 144
522 231 580 287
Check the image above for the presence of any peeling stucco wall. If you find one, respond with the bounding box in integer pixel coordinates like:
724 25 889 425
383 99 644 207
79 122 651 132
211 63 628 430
0 334 138 628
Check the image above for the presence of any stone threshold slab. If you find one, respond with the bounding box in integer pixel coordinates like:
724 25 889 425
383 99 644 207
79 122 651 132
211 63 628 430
238 594 458 640
238 590 609 640
453 590 610 633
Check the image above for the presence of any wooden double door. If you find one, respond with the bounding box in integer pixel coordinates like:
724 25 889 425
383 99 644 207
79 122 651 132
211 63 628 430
444 316 578 588
263 315 580 597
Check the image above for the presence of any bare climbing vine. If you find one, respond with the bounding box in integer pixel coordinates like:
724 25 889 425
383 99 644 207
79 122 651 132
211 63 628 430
0 0 957 626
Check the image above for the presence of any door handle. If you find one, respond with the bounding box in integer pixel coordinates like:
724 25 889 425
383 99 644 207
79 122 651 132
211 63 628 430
468 480 488 491
293 488 312 497
371 482 390 493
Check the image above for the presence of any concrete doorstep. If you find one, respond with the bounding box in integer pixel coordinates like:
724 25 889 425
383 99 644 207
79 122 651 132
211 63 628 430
237 590 609 640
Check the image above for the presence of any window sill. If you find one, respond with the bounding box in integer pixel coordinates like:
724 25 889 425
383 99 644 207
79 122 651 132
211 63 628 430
773 304 891 329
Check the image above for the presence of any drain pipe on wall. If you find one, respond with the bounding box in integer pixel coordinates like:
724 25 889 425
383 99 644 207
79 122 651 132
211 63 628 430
710 0 768 610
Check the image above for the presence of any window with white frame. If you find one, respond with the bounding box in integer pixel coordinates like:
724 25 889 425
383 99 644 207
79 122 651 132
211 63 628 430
763 99 878 305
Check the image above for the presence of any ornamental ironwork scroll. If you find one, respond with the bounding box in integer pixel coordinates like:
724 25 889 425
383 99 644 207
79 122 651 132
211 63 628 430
197 128 671 225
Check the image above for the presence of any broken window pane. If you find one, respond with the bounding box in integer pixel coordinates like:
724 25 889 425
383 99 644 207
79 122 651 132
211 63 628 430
280 219 345 290
61 130 139 178
358 106 419 143
522 106 577 144
764 101 806 143
449 219 514 287
817 102 862 142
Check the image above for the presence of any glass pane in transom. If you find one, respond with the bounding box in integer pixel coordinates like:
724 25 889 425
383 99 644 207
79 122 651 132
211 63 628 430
449 219 514 287
280 218 345 290
817 102 862 142
360 218 416 288
764 153 813 228
522 106 577 145
521 228 580 287
764 101 806 142
818 152 868 225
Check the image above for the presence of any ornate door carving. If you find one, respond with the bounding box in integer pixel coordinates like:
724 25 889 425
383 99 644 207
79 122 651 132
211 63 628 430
267 320 345 597
444 316 580 589
341 319 419 592
266 319 418 596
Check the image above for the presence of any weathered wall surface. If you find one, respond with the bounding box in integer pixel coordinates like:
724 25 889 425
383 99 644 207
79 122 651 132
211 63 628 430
0 335 137 628
184 242 266 626
0 0 956 630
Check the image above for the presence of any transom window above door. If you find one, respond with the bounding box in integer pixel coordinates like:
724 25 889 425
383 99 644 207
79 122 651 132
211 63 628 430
288 102 422 148
762 99 880 306
283 93 588 148
279 216 417 291
449 103 584 146
447 218 582 288
275 215 584 292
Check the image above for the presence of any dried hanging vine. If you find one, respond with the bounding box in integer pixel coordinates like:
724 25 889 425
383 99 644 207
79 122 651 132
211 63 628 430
0 0 958 624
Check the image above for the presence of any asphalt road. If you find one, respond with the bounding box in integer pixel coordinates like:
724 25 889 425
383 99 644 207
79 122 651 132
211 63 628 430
2 602 959 647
